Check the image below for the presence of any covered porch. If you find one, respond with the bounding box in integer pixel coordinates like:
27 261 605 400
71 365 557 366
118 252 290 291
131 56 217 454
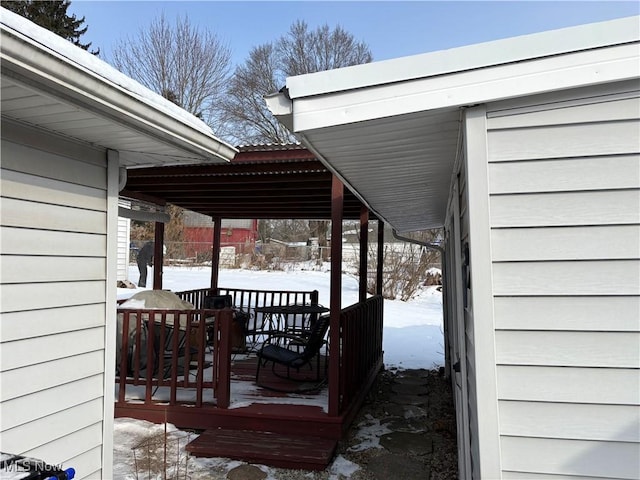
116 145 387 469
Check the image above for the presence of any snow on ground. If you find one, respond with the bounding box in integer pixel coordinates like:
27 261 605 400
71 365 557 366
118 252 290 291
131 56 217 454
114 265 443 479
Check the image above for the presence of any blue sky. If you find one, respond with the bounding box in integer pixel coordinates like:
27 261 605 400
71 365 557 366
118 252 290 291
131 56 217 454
70 1 639 67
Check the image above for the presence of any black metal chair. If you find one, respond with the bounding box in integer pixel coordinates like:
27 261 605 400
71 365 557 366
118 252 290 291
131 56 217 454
255 314 330 391
204 294 232 309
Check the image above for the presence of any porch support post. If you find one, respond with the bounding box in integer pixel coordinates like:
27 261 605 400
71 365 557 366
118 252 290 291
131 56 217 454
210 216 222 290
152 221 164 290
376 219 384 296
359 206 369 303
215 308 233 408
328 175 343 417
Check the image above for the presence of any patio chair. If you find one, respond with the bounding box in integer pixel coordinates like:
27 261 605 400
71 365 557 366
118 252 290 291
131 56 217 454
255 314 330 391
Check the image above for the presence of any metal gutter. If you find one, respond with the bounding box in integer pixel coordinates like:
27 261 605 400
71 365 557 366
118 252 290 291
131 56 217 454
264 91 294 133
392 229 444 254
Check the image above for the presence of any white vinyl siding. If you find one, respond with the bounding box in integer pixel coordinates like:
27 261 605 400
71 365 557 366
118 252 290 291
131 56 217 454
0 128 108 479
117 216 131 280
485 82 640 480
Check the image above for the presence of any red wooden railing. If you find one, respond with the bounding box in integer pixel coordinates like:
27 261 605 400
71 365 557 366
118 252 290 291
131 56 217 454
116 289 383 417
115 307 233 408
117 287 318 409
176 287 318 311
338 295 384 413
176 287 319 345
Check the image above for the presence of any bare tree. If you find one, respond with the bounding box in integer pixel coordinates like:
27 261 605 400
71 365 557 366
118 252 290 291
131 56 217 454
220 20 373 145
221 44 291 144
261 219 310 242
364 227 442 301
279 21 373 75
111 14 231 129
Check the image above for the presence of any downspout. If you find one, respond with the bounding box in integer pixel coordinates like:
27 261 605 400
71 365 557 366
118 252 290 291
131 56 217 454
118 166 127 192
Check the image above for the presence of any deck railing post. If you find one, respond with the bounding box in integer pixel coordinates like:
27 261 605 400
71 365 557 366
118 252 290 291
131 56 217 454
376 219 384 296
211 216 222 290
117 311 130 403
153 222 164 290
144 314 156 403
359 206 369 303
329 175 343 416
215 308 233 408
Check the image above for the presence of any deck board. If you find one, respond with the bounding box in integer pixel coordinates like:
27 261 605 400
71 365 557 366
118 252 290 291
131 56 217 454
235 354 328 394
186 428 337 470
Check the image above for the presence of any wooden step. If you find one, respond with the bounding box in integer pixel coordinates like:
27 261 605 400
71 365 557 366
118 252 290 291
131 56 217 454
186 428 337 471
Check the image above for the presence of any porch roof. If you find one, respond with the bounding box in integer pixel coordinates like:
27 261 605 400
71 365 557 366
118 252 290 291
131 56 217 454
122 144 365 219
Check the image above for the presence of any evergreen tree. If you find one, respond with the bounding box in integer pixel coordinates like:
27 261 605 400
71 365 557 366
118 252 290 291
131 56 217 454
2 0 98 54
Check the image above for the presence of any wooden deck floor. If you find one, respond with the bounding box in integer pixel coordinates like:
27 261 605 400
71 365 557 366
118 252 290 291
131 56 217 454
115 352 340 435
186 428 337 470
116 352 353 469
232 353 328 394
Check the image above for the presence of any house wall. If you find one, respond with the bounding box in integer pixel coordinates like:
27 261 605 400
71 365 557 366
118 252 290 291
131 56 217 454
483 80 640 479
0 122 114 479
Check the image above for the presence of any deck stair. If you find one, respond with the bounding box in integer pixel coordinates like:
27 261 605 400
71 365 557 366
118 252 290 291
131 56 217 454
186 428 338 470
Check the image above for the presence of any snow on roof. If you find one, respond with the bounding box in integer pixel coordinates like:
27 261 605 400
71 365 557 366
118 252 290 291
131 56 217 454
0 7 230 145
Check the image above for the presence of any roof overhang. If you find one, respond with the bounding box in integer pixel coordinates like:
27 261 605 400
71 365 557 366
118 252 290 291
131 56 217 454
266 16 640 232
1 8 237 167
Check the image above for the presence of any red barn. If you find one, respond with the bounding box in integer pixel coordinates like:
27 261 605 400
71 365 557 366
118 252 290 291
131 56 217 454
183 211 258 257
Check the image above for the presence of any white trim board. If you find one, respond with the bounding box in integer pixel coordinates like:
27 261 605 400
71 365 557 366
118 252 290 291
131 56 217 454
286 16 640 98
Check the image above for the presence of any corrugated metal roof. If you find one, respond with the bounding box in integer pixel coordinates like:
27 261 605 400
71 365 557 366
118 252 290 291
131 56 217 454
123 148 365 220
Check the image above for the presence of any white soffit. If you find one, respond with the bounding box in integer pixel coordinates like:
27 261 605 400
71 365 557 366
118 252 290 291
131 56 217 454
302 108 461 231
